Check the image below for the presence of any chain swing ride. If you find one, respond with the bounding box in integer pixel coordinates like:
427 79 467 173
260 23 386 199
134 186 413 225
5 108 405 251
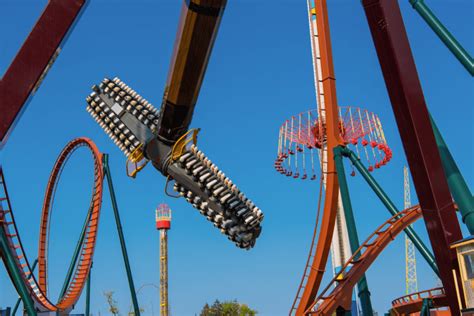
280 0 472 315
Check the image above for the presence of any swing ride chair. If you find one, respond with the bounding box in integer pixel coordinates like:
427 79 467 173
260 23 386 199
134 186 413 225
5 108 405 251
275 106 392 181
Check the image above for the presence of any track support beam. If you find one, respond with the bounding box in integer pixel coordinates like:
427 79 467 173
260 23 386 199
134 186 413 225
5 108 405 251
334 146 374 316
103 154 141 316
430 115 474 235
420 298 433 316
361 1 463 313
408 0 474 76
342 147 439 276
0 169 37 316
59 208 91 298
12 259 38 316
85 265 91 316
0 228 36 316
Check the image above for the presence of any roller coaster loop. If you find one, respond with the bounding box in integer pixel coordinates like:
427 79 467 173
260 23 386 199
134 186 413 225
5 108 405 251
0 138 141 316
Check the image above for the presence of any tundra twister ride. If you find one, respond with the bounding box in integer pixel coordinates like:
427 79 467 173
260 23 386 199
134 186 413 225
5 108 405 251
85 0 264 249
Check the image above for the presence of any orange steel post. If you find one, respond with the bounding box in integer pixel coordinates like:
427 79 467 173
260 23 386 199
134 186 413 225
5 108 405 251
295 0 344 314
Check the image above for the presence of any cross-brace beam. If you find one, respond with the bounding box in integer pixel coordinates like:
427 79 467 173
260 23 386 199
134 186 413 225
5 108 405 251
0 0 87 148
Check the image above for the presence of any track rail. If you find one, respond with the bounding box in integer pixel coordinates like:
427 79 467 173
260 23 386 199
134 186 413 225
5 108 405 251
291 1 345 314
304 206 422 315
392 287 448 315
0 137 103 313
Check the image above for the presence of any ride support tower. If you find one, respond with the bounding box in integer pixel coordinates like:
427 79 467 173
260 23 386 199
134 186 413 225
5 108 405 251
156 204 172 316
404 166 418 295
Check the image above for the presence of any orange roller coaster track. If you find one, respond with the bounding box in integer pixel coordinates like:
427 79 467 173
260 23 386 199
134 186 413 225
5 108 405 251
391 287 448 315
307 206 423 315
0 137 103 313
290 1 345 315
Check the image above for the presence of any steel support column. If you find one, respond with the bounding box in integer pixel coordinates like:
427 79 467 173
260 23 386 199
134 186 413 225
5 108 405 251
12 259 38 316
0 228 36 315
408 0 474 76
362 1 463 313
0 169 36 316
103 154 140 316
334 146 374 316
343 147 439 276
85 265 91 316
59 208 91 299
430 115 474 234
420 298 433 316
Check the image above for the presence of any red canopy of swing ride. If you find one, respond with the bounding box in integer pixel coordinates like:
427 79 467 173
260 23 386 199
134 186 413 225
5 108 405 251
274 106 392 180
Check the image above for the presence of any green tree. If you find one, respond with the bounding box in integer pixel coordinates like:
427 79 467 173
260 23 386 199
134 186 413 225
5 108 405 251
199 300 257 316
239 304 257 316
201 303 212 315
104 291 120 316
222 300 239 315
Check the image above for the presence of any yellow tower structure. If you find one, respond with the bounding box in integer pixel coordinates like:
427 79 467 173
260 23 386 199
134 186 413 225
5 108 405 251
156 204 171 316
404 166 418 294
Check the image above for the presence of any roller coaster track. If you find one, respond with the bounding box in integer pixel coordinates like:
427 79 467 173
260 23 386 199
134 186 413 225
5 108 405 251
391 287 448 315
0 137 103 314
290 1 346 314
304 205 423 315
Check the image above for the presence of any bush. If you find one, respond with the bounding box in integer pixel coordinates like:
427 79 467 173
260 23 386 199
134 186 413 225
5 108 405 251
200 299 257 316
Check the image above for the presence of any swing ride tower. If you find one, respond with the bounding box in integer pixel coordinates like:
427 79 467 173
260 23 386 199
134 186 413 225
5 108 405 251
156 204 172 316
280 0 470 314
276 1 392 314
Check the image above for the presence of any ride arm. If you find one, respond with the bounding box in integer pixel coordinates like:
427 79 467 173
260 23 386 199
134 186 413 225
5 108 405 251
158 0 227 143
85 0 263 249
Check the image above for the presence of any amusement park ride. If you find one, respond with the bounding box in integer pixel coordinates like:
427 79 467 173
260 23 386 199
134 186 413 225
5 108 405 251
0 0 472 315
156 204 172 316
280 0 473 315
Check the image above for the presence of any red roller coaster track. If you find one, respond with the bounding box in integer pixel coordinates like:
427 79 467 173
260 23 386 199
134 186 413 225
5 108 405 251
0 137 103 313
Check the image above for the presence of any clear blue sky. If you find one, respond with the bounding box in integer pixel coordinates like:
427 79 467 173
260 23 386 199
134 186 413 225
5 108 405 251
0 1 472 315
